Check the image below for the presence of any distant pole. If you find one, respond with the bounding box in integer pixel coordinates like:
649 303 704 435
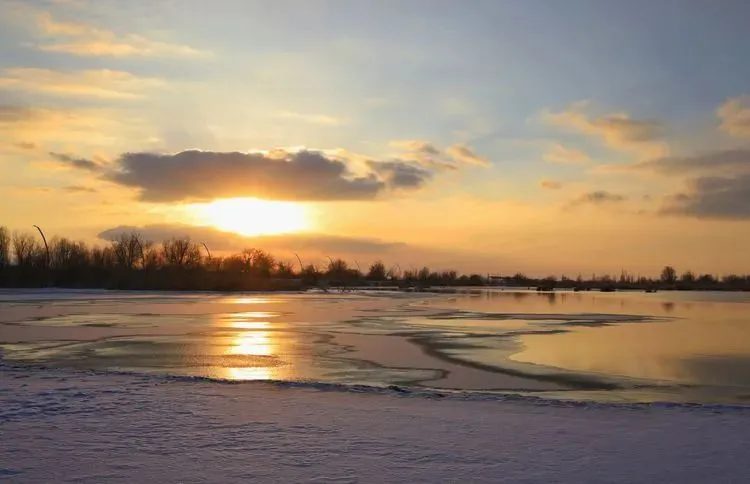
202 242 212 261
33 225 49 268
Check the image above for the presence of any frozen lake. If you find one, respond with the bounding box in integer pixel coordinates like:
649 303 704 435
2 288 750 404
4 288 750 482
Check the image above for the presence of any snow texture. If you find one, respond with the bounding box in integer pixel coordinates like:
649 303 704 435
2 365 750 483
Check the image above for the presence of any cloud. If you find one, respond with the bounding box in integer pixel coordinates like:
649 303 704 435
632 149 750 176
389 139 457 171
717 95 750 138
566 190 627 208
0 68 165 99
277 111 345 126
49 152 104 172
540 180 562 190
544 143 590 164
101 149 438 202
445 144 490 166
661 175 750 220
389 140 490 168
366 161 433 189
62 185 97 193
0 104 147 146
544 103 667 158
14 142 37 150
389 140 441 156
33 11 210 58
98 224 406 254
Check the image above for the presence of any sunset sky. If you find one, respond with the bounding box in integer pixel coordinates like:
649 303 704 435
2 0 750 276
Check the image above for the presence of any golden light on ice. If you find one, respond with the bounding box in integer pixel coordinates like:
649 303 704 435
188 197 310 236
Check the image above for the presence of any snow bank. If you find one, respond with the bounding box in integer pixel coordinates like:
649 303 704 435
2 366 750 483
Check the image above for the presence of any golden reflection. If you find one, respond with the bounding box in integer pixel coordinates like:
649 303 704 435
229 325 273 356
216 312 285 381
225 366 274 380
228 297 276 305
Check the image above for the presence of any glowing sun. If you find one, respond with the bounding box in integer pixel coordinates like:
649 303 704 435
189 197 311 236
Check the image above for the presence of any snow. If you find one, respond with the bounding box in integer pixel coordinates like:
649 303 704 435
3 365 750 483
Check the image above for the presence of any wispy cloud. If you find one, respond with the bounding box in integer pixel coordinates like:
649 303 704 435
62 185 98 193
540 179 562 190
544 143 591 164
544 102 667 158
566 190 627 208
0 104 150 147
446 144 491 166
33 11 211 58
389 140 490 169
277 111 345 126
717 95 750 138
0 68 165 99
389 140 440 155
49 152 104 172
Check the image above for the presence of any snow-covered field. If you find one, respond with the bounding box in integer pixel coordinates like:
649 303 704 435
2 364 750 483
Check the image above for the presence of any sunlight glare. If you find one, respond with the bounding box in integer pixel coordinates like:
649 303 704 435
189 197 310 236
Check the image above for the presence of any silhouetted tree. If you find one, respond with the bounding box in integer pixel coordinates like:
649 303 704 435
162 237 201 267
0 226 10 267
274 261 296 278
327 258 349 279
417 266 431 283
679 270 696 283
660 266 677 284
246 249 275 277
697 273 717 285
367 261 387 281
49 237 89 270
12 231 42 267
300 264 320 284
112 232 145 269
91 246 116 269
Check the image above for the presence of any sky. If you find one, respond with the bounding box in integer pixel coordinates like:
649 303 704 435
1 0 750 276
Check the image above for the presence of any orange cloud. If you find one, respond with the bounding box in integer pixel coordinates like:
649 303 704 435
0 68 165 99
544 143 591 164
446 144 490 166
33 11 210 58
717 95 750 138
540 179 562 190
544 103 667 158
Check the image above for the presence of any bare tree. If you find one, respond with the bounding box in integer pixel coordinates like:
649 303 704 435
91 246 116 269
0 226 10 267
49 237 89 270
111 232 145 269
367 261 386 281
12 231 41 267
162 237 201 267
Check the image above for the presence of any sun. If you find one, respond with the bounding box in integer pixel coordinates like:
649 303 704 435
188 197 311 236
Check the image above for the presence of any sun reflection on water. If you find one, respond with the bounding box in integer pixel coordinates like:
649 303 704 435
218 312 283 380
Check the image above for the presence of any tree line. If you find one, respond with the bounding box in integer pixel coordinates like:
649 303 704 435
0 227 485 291
1 226 748 291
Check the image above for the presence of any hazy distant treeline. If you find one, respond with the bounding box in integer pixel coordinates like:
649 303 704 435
0 226 748 291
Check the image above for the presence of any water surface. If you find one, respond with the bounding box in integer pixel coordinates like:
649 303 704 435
2 288 750 404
